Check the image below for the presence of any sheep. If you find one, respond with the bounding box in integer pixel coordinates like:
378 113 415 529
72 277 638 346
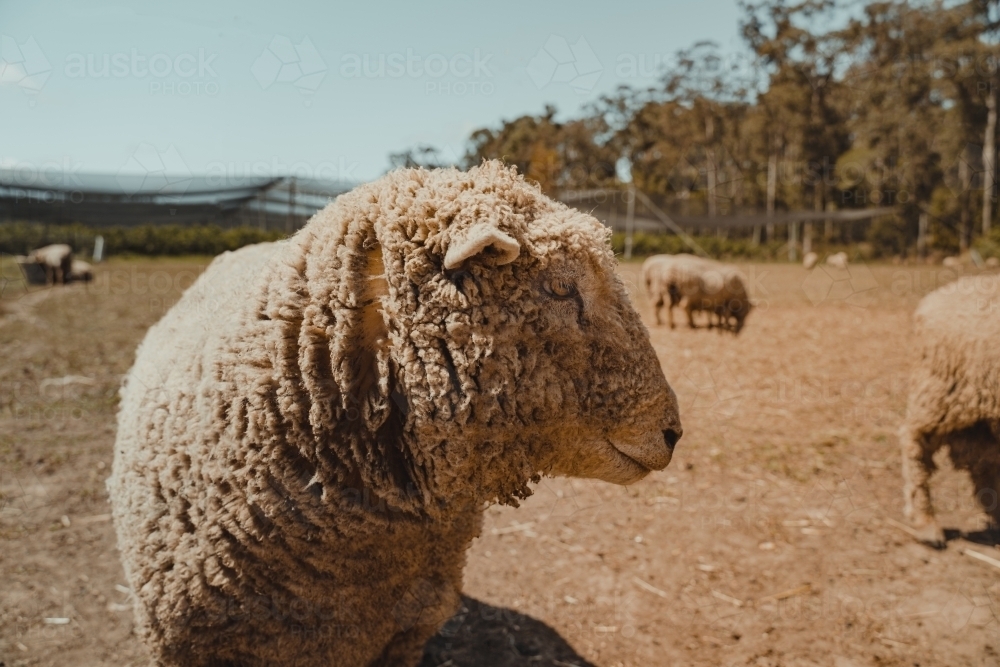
942 256 962 268
802 252 818 270
109 161 683 667
899 274 1000 548
826 251 848 270
643 253 752 334
69 259 93 283
27 244 73 285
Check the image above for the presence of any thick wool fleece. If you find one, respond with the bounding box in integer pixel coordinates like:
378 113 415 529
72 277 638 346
900 274 1000 546
110 161 681 667
28 243 73 285
643 253 751 333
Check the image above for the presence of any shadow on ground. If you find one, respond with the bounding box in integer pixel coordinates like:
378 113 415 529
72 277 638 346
420 596 595 667
955 527 1000 547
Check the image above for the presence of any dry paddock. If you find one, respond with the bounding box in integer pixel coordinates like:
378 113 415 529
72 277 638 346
1 256 999 667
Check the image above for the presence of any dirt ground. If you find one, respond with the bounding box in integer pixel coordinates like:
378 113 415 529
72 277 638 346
2 256 999 667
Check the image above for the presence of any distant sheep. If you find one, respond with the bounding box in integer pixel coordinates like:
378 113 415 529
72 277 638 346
802 252 818 270
899 274 1000 547
27 244 73 285
942 256 962 268
643 253 752 334
110 162 683 667
826 251 848 270
70 259 93 283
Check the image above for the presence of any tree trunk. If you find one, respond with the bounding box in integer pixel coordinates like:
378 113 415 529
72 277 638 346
705 115 717 218
983 86 996 236
917 212 928 258
766 142 778 242
959 150 970 252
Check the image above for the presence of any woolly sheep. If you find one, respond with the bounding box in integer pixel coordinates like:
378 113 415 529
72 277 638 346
70 259 93 283
899 274 1000 548
802 251 818 270
109 162 683 667
942 256 962 268
826 251 848 270
643 253 752 334
27 243 73 285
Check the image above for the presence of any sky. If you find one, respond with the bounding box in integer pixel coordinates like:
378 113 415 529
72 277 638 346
1 0 747 185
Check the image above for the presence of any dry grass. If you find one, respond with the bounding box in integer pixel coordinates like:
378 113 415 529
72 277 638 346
2 257 999 667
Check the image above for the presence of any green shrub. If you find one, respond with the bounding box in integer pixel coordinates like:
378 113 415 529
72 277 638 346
972 226 1000 260
613 231 795 261
0 222 287 258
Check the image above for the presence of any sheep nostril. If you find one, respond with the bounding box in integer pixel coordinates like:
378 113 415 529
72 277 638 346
663 428 681 451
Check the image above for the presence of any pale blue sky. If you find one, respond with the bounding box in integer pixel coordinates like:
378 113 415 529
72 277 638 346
1 0 746 183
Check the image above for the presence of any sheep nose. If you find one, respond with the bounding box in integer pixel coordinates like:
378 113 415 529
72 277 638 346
663 428 682 452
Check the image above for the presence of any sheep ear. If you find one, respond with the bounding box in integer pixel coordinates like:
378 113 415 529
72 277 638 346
444 224 520 270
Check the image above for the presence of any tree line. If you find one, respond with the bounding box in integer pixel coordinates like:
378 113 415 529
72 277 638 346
392 1 1000 258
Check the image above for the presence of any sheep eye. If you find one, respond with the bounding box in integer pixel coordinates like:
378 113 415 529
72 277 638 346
543 277 577 299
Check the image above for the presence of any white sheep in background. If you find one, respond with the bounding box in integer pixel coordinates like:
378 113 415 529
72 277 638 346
942 256 962 268
70 259 93 282
643 253 753 334
826 251 849 270
110 161 683 667
899 274 1000 547
27 244 73 285
802 251 818 270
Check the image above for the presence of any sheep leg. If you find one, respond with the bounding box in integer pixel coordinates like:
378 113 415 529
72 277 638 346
951 425 1000 530
900 424 945 548
685 303 697 329
968 465 1000 531
653 294 664 326
667 285 680 329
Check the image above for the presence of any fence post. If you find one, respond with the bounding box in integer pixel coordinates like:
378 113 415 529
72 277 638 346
624 184 635 260
788 221 798 262
286 178 296 234
917 212 928 258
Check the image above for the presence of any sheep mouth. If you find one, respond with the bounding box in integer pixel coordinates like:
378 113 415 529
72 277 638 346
604 440 653 484
609 437 674 473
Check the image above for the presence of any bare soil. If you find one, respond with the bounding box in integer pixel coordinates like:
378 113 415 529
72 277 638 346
2 257 999 667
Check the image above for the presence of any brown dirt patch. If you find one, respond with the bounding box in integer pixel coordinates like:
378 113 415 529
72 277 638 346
2 258 998 667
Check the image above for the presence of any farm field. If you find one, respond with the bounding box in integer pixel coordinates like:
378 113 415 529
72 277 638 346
1 256 999 667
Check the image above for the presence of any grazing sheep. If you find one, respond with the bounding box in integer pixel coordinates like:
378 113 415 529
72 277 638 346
69 259 93 283
899 274 1000 548
802 252 818 270
826 251 848 270
27 244 73 285
986 257 1000 268
110 162 683 667
942 256 962 268
643 253 752 334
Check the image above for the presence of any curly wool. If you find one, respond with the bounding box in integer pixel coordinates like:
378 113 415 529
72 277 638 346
110 161 680 667
899 274 1000 546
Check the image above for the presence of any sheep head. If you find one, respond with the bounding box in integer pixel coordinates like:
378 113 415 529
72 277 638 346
306 161 681 514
